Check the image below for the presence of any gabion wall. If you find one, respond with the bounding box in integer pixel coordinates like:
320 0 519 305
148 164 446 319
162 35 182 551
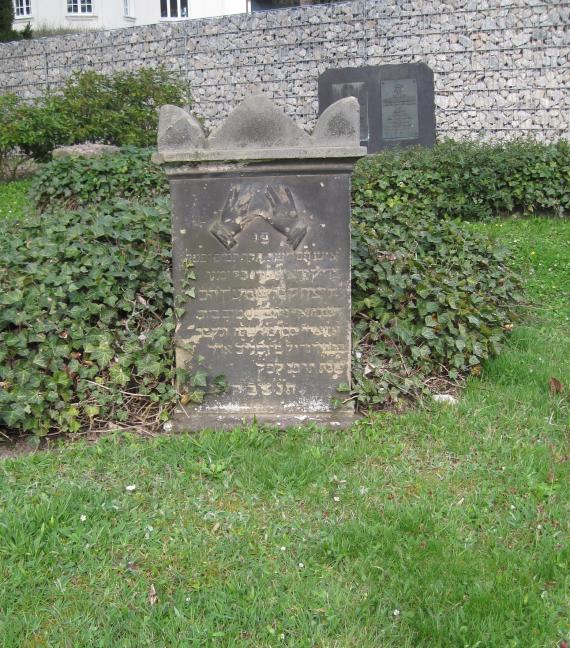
0 0 568 141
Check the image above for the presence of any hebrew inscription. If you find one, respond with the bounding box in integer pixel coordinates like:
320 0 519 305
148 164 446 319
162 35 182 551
170 174 352 414
209 184 308 251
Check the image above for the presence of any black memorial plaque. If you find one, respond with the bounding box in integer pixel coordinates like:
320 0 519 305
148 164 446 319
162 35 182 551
319 63 436 152
170 170 352 415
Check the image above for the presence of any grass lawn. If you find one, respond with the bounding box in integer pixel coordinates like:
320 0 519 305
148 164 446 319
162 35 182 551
0 181 568 647
0 179 32 220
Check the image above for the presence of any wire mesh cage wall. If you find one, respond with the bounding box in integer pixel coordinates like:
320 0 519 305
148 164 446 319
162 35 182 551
0 0 568 140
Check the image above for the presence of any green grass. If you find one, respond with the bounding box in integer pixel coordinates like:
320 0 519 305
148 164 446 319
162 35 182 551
470 217 570 325
0 179 32 219
0 184 569 646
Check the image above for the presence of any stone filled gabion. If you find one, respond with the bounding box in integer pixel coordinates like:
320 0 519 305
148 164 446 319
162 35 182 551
0 0 568 142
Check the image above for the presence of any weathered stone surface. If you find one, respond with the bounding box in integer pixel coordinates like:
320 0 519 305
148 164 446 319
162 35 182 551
157 95 365 429
318 63 436 152
154 97 364 163
312 97 360 145
157 104 206 152
208 94 311 150
52 143 120 159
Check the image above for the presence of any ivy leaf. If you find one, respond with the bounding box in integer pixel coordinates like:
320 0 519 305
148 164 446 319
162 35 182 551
190 369 208 388
189 390 205 404
84 340 114 368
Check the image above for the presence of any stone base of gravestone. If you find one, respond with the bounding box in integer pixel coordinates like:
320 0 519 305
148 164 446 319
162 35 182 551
154 96 365 429
318 63 436 153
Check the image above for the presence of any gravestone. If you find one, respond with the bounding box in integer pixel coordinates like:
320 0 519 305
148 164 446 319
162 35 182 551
318 63 436 152
154 95 365 429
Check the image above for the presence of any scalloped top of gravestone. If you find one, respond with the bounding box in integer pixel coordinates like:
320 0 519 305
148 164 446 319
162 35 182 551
154 95 364 163
318 63 436 153
154 95 365 429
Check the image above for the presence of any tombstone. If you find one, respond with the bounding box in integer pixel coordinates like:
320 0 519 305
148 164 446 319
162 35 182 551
318 63 436 152
154 95 365 430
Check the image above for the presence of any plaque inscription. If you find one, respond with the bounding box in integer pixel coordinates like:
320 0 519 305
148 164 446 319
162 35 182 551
381 78 419 141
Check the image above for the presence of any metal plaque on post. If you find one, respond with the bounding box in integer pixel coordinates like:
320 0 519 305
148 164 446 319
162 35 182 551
381 78 419 140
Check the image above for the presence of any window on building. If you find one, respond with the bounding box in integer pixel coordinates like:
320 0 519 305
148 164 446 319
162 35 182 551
124 0 134 17
67 0 93 13
14 0 32 17
160 0 188 19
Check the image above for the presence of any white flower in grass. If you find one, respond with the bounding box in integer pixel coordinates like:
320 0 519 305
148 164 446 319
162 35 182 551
80 514 87 522
393 609 400 617
125 484 137 492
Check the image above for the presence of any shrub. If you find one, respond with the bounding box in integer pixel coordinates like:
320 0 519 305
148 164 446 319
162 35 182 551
352 140 570 220
0 92 70 175
58 68 190 148
0 93 23 177
29 147 168 211
0 198 177 435
0 67 189 168
0 148 526 435
0 0 14 32
14 95 72 162
350 203 523 408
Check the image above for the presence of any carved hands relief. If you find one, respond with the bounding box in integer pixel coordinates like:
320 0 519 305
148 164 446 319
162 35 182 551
209 184 308 250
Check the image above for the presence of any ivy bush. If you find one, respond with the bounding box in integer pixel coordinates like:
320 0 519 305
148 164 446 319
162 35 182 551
353 140 570 220
30 147 168 211
350 203 523 408
0 198 177 435
0 145 527 436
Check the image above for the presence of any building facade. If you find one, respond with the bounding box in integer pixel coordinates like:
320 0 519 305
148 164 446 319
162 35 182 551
13 0 248 31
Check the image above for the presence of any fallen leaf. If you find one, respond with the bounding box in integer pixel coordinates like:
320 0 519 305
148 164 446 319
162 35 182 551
549 377 564 394
149 583 158 606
